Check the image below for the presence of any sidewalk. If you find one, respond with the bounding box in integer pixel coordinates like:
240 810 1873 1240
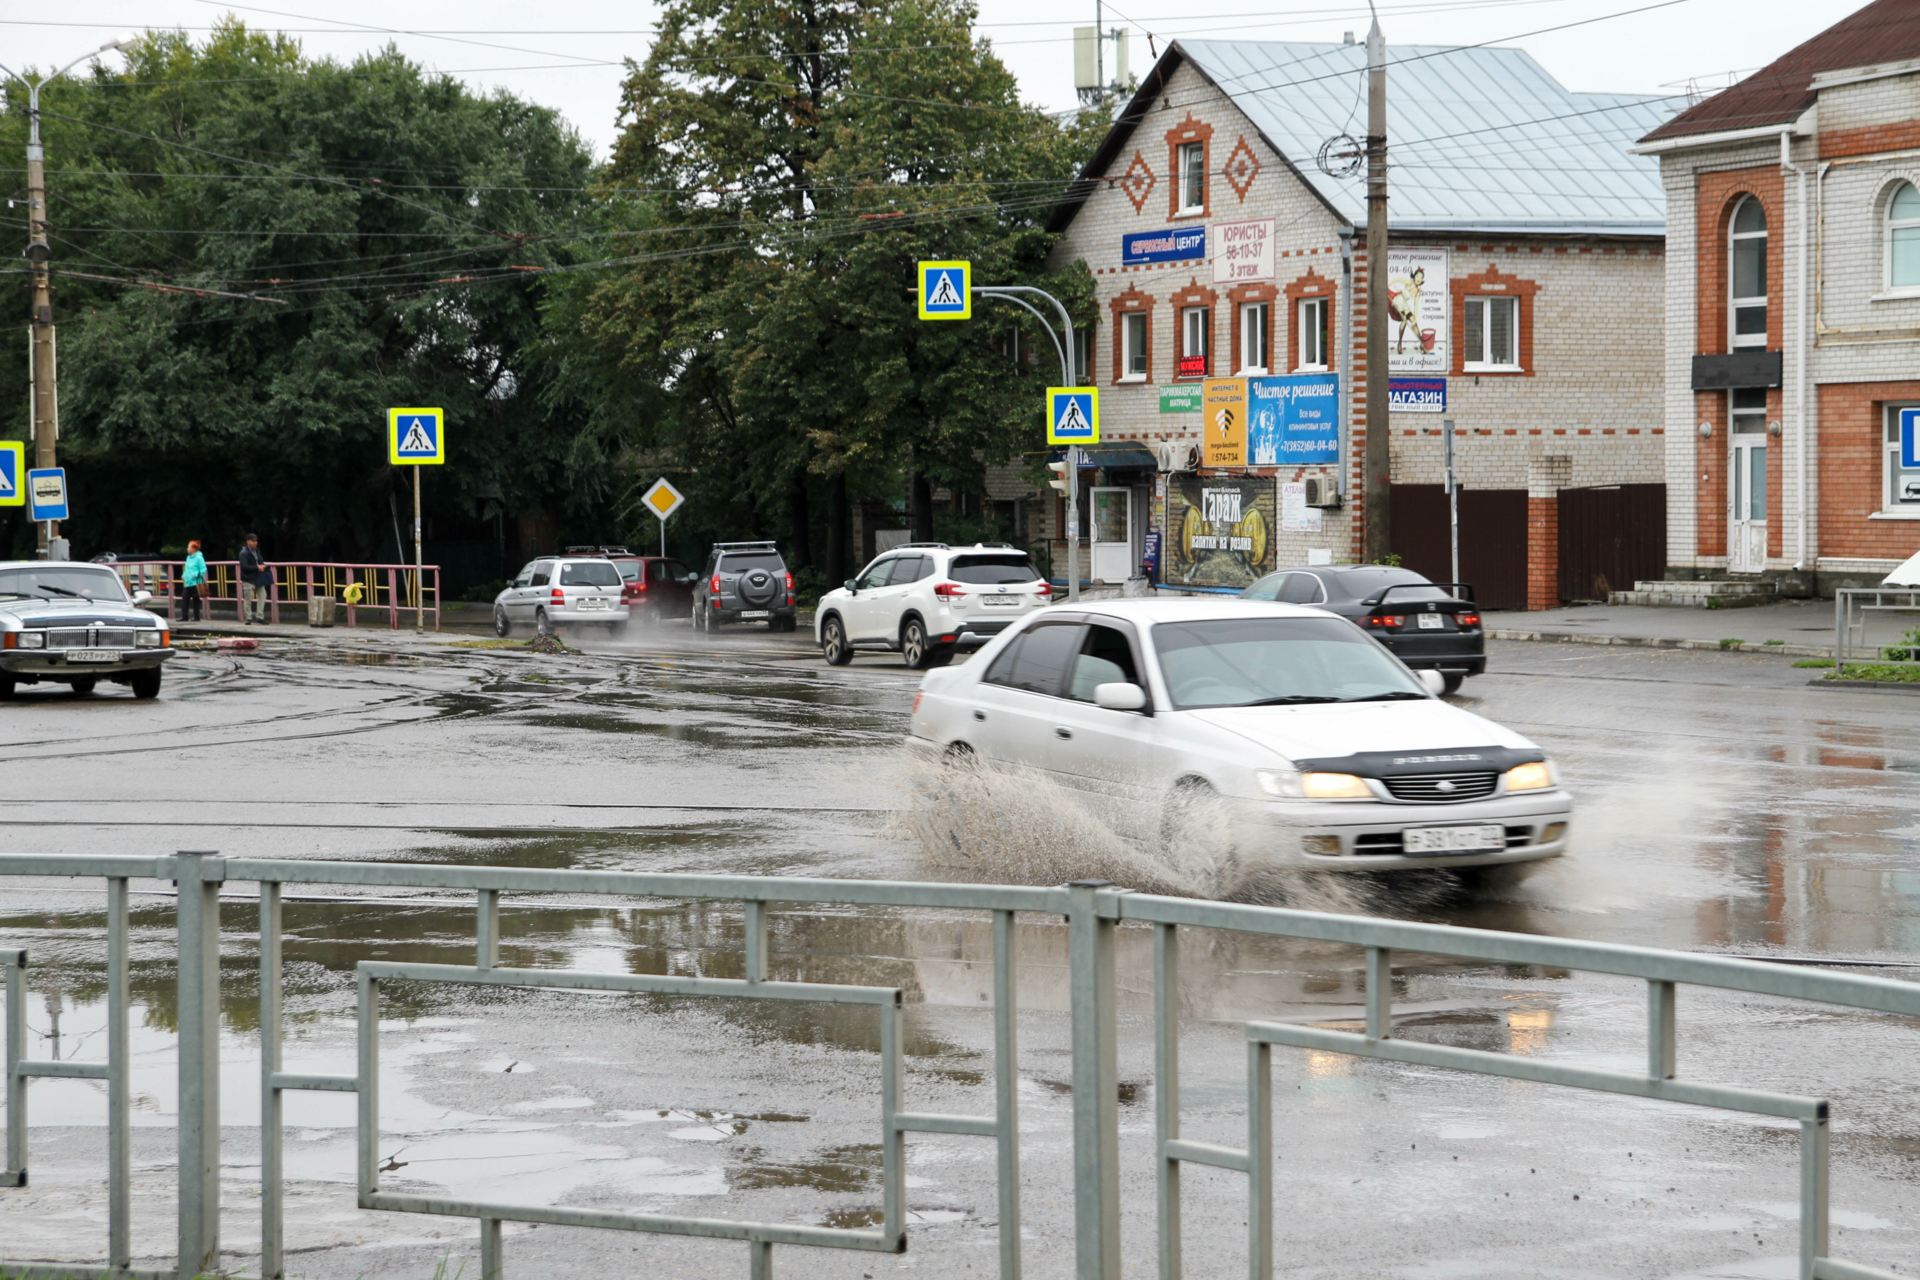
1487 598 1836 658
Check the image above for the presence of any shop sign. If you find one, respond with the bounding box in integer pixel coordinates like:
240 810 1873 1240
1202 378 1247 468
1159 386 1203 414
1388 377 1447 413
1247 374 1339 466
1212 218 1274 283
1164 473 1275 588
1387 248 1450 375
1122 225 1207 265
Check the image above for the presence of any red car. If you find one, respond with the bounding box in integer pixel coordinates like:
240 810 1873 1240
566 546 697 625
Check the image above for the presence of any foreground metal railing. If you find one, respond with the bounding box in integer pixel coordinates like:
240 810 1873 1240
1835 587 1920 672
1 852 1915 1280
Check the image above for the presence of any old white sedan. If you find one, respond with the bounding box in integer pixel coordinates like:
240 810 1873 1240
905 598 1570 871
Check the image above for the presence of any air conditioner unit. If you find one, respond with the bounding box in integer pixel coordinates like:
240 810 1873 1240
1156 441 1200 473
1303 476 1342 508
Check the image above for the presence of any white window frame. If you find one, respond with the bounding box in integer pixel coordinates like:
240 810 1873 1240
1237 301 1269 375
1179 306 1209 379
1885 403 1920 512
1297 297 1329 371
1177 141 1205 215
1462 295 1521 372
1886 183 1920 295
1120 311 1147 382
1729 196 1768 350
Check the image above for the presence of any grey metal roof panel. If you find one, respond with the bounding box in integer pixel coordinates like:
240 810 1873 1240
1168 39 1680 228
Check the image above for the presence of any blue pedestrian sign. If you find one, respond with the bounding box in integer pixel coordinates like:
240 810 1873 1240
917 261 971 320
0 443 22 508
389 407 446 465
1903 408 1920 469
1047 387 1099 445
27 467 67 521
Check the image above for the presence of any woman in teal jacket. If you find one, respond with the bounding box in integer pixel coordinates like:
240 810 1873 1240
181 541 207 621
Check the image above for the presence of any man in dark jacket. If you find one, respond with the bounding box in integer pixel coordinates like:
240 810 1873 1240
238 533 271 624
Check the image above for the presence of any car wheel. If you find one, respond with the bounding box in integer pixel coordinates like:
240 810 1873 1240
706 604 722 632
1160 778 1242 894
1441 672 1465 695
493 607 513 638
129 668 162 700
534 608 553 637
902 618 935 670
68 677 97 697
821 616 852 666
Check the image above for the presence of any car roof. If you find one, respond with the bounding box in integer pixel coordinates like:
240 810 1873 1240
1044 598 1333 624
0 561 117 571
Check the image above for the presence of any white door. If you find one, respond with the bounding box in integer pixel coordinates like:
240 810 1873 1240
1090 487 1133 583
1730 438 1767 573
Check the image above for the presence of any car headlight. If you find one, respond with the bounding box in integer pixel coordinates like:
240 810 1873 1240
1504 761 1555 792
1255 769 1301 797
15 631 44 649
1303 772 1374 799
135 631 161 648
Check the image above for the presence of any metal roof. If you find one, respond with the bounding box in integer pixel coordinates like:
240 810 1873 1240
1055 39 1679 236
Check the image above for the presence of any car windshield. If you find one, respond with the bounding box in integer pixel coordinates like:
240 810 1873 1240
1153 616 1426 709
0 566 128 602
1337 568 1452 604
721 553 785 573
559 562 622 587
949 554 1040 585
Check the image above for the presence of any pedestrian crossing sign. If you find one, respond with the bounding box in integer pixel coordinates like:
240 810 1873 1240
0 443 21 507
1047 387 1099 445
918 260 971 320
388 407 445 465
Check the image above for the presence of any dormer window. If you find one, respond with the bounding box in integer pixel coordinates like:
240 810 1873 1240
1729 197 1767 349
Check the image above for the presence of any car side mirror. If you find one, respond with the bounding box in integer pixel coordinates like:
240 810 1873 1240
131 590 153 606
1416 669 1446 697
1093 682 1150 711
844 580 858 593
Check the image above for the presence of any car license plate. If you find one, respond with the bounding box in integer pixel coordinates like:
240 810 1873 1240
739 610 770 619
1403 824 1505 854
66 650 120 663
983 596 1022 607
578 597 610 611
1417 614 1445 630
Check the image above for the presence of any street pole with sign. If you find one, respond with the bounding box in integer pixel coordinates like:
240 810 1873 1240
388 408 445 630
639 477 685 557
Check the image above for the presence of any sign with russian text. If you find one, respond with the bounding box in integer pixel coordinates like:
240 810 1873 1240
1122 226 1207 266
1212 218 1274 283
1387 248 1449 375
1202 378 1246 468
1165 473 1274 588
1388 377 1447 414
1281 481 1324 533
1159 386 1202 414
1247 374 1340 467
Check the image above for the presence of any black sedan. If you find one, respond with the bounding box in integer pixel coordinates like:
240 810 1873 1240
1240 565 1483 693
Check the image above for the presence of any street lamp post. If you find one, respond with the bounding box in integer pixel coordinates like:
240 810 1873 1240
0 37 136 558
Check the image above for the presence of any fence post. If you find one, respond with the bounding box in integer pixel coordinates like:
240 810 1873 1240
176 850 225 1277
1067 880 1122 1280
4 951 24 1186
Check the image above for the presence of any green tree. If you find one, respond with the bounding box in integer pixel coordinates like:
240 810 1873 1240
1 21 599 573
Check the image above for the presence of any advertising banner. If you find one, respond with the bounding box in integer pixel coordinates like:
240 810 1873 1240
1387 248 1449 375
1201 378 1247 468
1388 377 1447 414
1280 481 1324 533
1159 385 1203 414
1212 218 1275 283
1122 225 1207 266
1164 474 1275 589
1246 374 1340 467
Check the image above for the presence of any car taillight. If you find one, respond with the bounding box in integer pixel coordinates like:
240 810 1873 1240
1036 582 1052 596
912 691 923 714
1367 614 1404 629
551 588 565 605
710 575 722 596
1457 612 1481 627
933 582 966 598
785 572 795 591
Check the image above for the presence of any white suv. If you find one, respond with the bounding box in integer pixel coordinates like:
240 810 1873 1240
815 543 1051 669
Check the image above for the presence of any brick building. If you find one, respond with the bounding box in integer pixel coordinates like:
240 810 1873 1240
1041 37 1677 607
1635 0 1920 597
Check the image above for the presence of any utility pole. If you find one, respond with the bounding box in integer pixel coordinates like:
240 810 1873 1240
2 38 136 559
1362 18 1392 564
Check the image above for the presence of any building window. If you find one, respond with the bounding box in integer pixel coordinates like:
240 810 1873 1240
1463 296 1519 371
1730 196 1767 348
1178 306 1209 378
1886 405 1920 509
1238 302 1269 374
1889 183 1920 290
1120 312 1147 381
1073 325 1094 386
1297 297 1328 370
1177 141 1205 215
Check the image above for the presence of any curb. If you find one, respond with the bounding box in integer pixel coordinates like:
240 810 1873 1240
1486 629 1832 659
1808 677 1920 694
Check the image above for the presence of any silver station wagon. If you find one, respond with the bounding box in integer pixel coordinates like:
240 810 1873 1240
0 562 173 699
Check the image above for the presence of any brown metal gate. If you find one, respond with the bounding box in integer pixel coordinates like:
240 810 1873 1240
1557 484 1666 603
1389 485 1528 611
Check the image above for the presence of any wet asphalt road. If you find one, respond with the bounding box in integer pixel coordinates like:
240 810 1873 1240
3 626 1920 1278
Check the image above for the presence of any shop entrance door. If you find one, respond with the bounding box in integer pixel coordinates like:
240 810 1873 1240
1730 435 1767 573
1090 488 1133 583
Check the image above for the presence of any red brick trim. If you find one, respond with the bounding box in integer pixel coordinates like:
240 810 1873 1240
1116 150 1156 215
1527 496 1558 610
1165 115 1214 221
1108 286 1154 385
1694 168 1783 356
1168 278 1218 381
1821 122 1920 161
1450 263 1540 377
1816 381 1920 561
1226 282 1278 374
1223 136 1260 201
1284 269 1338 372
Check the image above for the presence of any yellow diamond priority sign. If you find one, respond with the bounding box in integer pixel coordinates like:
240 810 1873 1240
641 477 685 520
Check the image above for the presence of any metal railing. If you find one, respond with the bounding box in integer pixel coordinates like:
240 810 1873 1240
1835 587 1920 672
1 852 1916 1280
107 560 442 630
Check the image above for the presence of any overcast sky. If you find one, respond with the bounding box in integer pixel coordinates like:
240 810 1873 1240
4 0 1874 160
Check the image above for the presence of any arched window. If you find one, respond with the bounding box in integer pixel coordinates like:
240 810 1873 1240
1729 197 1767 348
1888 182 1920 289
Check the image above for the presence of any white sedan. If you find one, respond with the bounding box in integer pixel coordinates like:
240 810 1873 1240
905 598 1571 872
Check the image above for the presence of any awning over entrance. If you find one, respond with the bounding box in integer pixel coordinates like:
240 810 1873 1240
1034 443 1159 470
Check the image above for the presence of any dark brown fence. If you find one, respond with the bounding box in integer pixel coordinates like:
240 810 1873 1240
1557 484 1667 603
1389 485 1528 610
